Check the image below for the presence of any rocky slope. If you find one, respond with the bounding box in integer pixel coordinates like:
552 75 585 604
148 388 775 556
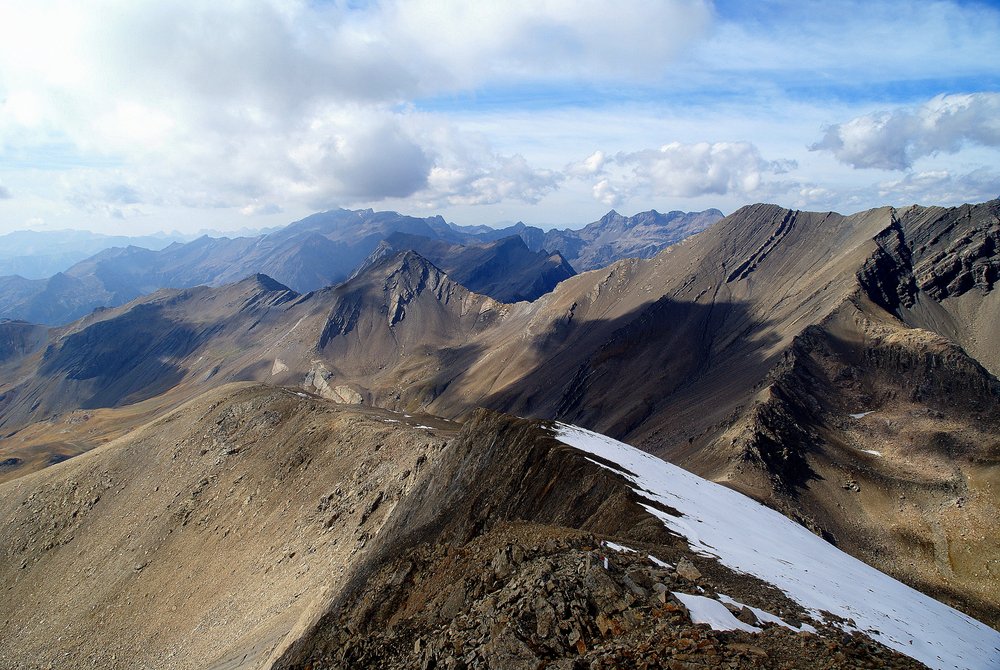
1 199 998 630
0 319 46 365
351 232 576 303
530 208 723 271
6 383 991 670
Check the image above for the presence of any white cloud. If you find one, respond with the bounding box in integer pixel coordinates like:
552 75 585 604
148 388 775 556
0 0 712 222
592 178 621 207
877 168 999 205
423 154 561 207
288 113 434 207
811 93 1000 170
597 141 793 201
0 0 997 234
566 150 607 177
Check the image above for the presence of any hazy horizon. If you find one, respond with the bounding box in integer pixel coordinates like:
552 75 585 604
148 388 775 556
1 0 998 236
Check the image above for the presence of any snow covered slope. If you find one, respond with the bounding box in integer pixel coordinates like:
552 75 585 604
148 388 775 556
555 423 1000 670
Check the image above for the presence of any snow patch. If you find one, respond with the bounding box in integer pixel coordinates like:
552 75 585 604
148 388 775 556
717 593 817 634
849 411 874 419
673 592 761 633
862 449 882 457
555 423 1000 670
648 554 672 569
602 541 636 554
603 540 671 568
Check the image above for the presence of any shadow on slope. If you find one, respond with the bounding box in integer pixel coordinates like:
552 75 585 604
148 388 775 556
37 302 216 410
468 295 787 472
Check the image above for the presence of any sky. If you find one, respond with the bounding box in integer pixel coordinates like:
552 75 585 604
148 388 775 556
0 0 998 235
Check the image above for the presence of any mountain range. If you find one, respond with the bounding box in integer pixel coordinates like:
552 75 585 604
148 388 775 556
0 208 720 325
0 229 187 279
0 198 998 669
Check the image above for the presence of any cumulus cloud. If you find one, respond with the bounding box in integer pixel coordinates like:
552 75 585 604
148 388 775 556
291 115 434 207
811 93 1000 170
565 151 608 178
583 141 794 204
424 154 561 207
592 178 621 207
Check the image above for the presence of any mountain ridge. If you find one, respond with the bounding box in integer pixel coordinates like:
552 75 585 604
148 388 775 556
0 207 716 325
1 199 998 629
3 383 991 670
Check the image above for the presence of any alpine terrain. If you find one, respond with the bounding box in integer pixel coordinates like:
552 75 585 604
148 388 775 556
1 199 999 670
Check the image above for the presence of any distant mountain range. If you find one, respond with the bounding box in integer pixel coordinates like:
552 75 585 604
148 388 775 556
0 226 282 280
0 229 187 279
512 208 723 271
0 207 721 324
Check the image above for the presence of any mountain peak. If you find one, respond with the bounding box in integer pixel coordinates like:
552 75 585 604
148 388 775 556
239 273 294 293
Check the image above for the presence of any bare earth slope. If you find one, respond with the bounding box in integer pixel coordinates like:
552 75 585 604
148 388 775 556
0 383 455 670
7 383 989 670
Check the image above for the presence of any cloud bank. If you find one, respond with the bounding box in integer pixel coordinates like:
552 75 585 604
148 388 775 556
0 1 997 232
811 93 1000 170
574 141 794 207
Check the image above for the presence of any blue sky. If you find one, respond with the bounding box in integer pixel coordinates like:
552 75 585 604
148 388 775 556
0 0 998 234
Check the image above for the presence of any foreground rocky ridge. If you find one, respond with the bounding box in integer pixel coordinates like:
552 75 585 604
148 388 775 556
1 384 955 670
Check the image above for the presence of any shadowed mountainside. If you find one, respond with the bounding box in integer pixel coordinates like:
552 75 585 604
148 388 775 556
351 232 576 303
